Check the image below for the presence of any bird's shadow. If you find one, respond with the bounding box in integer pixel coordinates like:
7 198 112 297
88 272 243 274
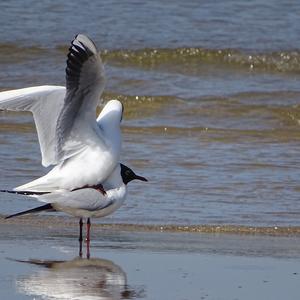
8 256 145 299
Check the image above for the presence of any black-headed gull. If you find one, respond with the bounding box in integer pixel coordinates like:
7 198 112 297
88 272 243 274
0 34 147 256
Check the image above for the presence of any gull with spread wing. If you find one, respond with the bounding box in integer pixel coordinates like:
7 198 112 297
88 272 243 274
0 34 147 257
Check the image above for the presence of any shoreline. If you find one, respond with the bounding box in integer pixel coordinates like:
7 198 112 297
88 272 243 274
1 214 300 236
1 215 300 260
0 217 299 300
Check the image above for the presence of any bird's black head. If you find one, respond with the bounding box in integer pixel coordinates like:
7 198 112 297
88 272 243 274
120 164 148 185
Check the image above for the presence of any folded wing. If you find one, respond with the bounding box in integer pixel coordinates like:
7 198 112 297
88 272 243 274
39 188 113 214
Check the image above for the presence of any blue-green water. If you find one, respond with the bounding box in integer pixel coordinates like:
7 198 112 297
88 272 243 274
1 0 300 228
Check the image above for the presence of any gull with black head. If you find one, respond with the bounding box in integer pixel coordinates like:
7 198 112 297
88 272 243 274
4 163 147 258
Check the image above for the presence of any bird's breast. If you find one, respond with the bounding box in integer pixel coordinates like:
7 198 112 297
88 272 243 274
55 146 118 191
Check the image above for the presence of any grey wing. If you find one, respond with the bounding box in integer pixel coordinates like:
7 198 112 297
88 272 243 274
56 34 107 160
0 85 66 166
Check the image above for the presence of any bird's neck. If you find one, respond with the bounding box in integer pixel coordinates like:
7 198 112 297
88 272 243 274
106 184 127 204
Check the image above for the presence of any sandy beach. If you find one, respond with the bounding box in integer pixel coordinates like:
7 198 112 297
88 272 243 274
0 215 299 300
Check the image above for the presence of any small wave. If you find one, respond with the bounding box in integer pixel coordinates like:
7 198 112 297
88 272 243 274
0 122 33 133
102 47 300 74
0 43 49 64
2 43 300 73
121 126 300 143
101 92 182 119
96 223 300 236
0 89 180 120
2 116 300 143
1 215 300 236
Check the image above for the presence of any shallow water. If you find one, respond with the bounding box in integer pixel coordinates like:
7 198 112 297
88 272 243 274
1 0 300 228
0 222 300 300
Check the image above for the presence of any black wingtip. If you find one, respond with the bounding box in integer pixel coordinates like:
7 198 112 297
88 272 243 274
73 34 98 54
69 34 98 64
0 189 50 196
66 34 98 89
5 203 54 219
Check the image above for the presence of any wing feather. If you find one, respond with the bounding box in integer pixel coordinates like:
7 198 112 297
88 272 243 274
39 188 113 212
56 34 106 160
0 85 66 166
0 34 107 166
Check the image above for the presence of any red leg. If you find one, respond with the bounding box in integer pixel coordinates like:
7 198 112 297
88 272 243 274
86 218 91 242
79 218 83 257
86 218 91 259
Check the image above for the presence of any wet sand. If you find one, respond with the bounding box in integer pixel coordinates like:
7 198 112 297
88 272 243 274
0 216 299 299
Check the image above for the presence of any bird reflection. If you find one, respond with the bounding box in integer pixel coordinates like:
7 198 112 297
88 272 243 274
12 256 142 300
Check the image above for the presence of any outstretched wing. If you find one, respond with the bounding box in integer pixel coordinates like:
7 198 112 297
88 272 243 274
0 85 66 166
0 34 107 167
56 34 106 161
